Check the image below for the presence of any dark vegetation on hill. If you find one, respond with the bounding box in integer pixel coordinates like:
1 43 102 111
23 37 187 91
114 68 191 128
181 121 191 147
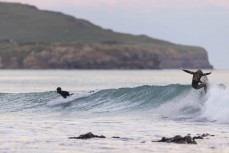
0 2 213 69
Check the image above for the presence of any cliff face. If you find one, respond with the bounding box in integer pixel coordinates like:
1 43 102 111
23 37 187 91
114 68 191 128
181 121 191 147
0 42 212 69
158 46 212 69
0 43 160 69
23 44 159 69
0 2 213 69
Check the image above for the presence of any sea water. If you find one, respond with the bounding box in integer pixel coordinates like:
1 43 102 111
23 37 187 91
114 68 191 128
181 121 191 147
0 70 228 153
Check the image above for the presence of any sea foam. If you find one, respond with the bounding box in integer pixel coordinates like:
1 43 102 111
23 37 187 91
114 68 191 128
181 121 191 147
201 84 229 123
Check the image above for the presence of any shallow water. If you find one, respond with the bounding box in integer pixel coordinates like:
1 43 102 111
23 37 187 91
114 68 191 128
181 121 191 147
0 70 228 153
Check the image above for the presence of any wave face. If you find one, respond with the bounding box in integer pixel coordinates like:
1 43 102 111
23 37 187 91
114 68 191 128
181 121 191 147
0 84 228 123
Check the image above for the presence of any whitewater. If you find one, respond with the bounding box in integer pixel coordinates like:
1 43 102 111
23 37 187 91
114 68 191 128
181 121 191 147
0 70 228 153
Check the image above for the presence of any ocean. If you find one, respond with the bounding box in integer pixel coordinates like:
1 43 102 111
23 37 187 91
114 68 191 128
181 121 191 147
0 70 228 153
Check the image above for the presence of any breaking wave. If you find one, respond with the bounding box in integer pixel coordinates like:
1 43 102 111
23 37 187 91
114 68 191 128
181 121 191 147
0 84 228 123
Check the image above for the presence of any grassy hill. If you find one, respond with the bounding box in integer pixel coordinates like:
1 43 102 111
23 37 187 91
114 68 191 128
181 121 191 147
0 2 172 46
0 2 213 69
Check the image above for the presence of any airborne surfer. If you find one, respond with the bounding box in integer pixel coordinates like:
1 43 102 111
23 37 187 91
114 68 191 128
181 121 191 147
56 87 72 98
182 69 212 92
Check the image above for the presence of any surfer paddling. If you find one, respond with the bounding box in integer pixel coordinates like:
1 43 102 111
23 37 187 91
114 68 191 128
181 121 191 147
182 69 212 92
56 87 72 98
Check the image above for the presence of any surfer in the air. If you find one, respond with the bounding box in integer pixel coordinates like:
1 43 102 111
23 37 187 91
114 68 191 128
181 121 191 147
56 87 72 98
182 69 212 92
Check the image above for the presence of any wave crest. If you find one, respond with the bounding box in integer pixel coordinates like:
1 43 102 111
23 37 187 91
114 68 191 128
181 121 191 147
0 84 228 123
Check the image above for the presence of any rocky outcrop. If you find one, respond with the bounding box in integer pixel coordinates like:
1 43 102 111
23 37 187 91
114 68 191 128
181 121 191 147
153 133 215 144
69 132 215 145
153 135 197 144
158 46 212 69
0 43 161 69
0 42 212 69
69 132 105 139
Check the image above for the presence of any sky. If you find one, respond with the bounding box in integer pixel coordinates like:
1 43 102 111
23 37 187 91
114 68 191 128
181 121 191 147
1 0 229 69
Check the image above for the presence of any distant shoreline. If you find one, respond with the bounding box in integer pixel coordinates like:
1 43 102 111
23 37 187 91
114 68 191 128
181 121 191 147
0 2 213 69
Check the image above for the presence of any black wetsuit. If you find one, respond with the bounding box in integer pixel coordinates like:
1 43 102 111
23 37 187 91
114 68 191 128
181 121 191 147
57 87 70 98
183 69 211 91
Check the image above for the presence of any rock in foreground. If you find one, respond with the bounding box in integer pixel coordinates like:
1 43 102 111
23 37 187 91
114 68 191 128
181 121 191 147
69 132 106 139
153 135 197 144
153 133 215 144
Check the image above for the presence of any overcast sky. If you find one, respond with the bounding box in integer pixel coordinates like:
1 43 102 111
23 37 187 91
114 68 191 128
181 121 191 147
2 0 229 69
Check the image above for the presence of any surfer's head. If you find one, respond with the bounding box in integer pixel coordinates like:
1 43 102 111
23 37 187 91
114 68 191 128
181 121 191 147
57 87 62 93
196 69 203 74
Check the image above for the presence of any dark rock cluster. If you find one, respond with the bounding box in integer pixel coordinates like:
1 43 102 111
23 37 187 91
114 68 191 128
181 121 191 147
68 132 105 139
153 135 197 144
69 132 214 145
153 133 215 144
193 133 215 139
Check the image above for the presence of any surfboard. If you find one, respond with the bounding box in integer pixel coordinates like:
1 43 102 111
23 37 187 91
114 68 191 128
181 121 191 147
200 75 209 93
200 75 208 85
47 92 93 106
